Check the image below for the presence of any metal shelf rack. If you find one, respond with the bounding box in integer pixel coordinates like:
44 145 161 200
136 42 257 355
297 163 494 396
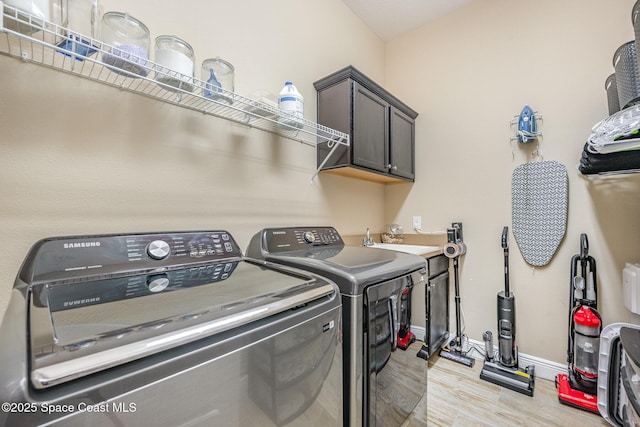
0 3 349 181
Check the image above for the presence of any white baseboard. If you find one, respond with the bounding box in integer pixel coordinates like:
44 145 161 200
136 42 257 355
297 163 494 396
410 326 565 382
411 326 426 341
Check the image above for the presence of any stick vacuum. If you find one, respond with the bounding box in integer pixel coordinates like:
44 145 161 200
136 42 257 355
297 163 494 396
436 223 475 367
480 226 535 396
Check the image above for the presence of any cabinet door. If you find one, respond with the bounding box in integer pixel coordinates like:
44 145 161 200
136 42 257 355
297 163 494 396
352 82 389 173
426 271 449 356
389 107 415 180
316 79 352 168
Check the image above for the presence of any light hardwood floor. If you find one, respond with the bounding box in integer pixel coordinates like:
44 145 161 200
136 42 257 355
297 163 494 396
402 343 609 426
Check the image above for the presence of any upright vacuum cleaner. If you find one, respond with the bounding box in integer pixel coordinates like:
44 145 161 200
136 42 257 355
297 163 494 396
556 234 602 413
397 282 416 350
480 226 535 396
435 222 475 367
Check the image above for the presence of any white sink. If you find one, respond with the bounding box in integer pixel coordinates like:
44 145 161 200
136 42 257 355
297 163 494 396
369 243 439 255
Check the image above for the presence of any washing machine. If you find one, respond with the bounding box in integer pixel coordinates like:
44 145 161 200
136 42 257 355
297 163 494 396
0 230 343 426
246 226 428 427
598 323 640 426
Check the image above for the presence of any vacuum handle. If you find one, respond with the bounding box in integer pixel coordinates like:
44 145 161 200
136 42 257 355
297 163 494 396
501 226 509 250
502 226 510 296
447 228 456 243
452 222 463 242
580 233 589 259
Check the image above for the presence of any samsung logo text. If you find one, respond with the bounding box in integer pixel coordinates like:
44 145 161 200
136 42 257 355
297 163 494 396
63 242 101 249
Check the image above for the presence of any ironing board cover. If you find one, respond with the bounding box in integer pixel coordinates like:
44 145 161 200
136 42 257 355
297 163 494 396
512 160 568 266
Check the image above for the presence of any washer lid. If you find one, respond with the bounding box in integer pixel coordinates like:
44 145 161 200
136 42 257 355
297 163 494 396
256 246 426 295
28 260 334 389
246 227 427 295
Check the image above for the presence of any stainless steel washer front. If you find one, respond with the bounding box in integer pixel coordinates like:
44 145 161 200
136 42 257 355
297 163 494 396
0 231 343 426
247 226 428 427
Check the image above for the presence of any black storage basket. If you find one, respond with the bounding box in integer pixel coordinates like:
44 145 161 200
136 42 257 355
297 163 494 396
613 41 640 109
605 73 620 116
633 0 640 67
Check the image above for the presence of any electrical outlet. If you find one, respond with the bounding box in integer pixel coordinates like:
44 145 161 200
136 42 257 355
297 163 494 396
412 216 422 230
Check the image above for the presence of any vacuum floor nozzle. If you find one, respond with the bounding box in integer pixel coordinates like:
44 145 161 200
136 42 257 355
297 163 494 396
480 361 535 397
556 373 599 413
416 343 430 360
438 348 475 367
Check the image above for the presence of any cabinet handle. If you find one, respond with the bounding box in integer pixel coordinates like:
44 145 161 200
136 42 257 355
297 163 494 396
389 295 398 351
387 164 398 171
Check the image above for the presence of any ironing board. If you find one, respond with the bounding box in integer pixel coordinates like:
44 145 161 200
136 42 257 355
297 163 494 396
512 160 568 267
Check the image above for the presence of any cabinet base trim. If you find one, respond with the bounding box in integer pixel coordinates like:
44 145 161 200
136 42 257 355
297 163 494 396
320 167 412 184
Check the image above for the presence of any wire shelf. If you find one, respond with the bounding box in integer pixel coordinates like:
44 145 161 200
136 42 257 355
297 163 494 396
0 3 349 178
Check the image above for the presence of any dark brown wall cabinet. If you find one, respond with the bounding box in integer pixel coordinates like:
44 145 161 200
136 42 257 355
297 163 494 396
314 66 418 183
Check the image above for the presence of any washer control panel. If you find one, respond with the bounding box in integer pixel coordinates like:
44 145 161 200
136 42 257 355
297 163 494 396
260 227 344 254
147 240 171 260
46 261 239 311
25 231 242 283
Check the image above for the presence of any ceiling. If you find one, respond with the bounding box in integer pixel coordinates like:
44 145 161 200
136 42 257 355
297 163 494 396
342 0 472 42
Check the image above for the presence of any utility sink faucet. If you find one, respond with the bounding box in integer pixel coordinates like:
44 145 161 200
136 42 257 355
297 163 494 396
363 228 374 247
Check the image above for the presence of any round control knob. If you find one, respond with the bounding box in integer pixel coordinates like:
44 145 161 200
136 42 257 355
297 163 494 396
147 240 171 260
303 231 316 244
147 274 170 292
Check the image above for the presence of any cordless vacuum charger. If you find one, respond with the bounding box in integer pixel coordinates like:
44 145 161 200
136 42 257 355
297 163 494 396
480 226 535 396
432 223 475 367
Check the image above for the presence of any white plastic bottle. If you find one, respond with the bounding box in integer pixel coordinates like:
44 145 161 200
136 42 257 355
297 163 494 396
278 81 304 129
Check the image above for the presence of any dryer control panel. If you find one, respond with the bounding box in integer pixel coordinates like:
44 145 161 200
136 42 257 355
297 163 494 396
20 231 242 285
260 227 344 254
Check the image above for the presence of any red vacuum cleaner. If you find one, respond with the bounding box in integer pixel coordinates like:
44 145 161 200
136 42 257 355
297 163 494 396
397 283 416 350
556 234 602 413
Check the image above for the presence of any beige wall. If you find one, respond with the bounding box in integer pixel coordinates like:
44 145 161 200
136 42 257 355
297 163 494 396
385 0 640 363
0 0 387 317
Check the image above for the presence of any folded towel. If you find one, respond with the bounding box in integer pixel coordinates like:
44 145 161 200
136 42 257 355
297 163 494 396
579 142 640 174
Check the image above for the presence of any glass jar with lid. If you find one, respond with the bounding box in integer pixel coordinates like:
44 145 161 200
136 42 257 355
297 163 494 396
57 0 102 58
201 57 234 105
4 0 67 38
100 11 150 77
154 35 195 92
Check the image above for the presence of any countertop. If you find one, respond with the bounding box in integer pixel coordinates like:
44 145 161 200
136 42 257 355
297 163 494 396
342 233 446 258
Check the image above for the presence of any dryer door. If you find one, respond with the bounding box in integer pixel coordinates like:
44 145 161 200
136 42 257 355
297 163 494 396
364 276 427 427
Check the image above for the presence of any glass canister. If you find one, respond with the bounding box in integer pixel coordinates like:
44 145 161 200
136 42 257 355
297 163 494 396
154 35 195 92
57 0 102 58
201 57 234 104
4 0 67 37
100 11 150 77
